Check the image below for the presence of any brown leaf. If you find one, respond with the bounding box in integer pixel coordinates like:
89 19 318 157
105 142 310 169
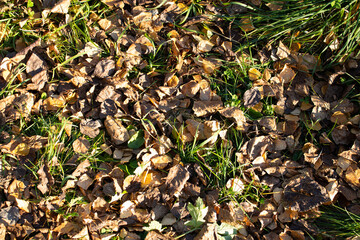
163 164 190 201
51 0 71 14
15 198 31 213
197 40 214 53
245 136 273 160
77 174 93 190
276 41 290 60
145 231 169 240
94 59 116 78
26 53 48 77
73 137 90 154
279 64 296 84
243 88 261 107
186 119 206 140
284 175 330 212
331 125 353 145
219 107 246 129
37 164 54 195
0 207 20 227
27 70 48 91
92 197 109 212
194 224 217 240
193 101 223 117
72 159 91 178
80 119 101 138
151 155 172 170
104 116 130 145
181 80 200 98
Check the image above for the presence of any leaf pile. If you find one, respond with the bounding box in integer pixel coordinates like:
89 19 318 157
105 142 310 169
0 0 360 239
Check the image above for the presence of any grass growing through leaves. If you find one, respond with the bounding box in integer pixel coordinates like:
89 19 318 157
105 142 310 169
316 205 360 239
223 0 360 68
175 122 269 206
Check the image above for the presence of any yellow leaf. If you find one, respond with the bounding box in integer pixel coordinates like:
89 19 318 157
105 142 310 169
12 143 30 156
248 68 262 81
139 170 161 188
240 17 255 32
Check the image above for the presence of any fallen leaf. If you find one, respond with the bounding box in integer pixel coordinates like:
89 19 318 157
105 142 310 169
0 206 20 226
284 175 330 212
279 64 296 84
243 88 261 108
80 119 101 138
104 116 130 145
11 142 30 156
193 100 223 117
94 59 116 78
15 198 31 213
51 0 71 13
26 53 48 77
73 137 90 154
248 68 262 81
37 164 54 194
276 41 290 60
226 178 245 194
163 164 190 201
151 155 172 170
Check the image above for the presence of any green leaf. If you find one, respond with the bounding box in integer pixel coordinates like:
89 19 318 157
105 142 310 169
143 220 164 232
185 197 208 229
217 223 237 239
128 130 145 149
27 0 34 8
247 108 263 120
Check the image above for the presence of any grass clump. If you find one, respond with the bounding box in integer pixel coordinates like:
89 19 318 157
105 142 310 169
223 0 360 67
316 205 360 239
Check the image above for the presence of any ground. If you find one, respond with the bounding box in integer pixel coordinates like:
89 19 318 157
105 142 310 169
0 0 360 239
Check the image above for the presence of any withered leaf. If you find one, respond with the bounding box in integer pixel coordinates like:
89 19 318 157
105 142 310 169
72 159 91 177
77 174 93 190
219 107 246 129
284 175 330 212
26 53 48 77
194 224 217 240
73 137 90 154
331 125 353 145
80 119 101 138
181 80 200 98
51 0 71 14
37 164 54 195
0 207 20 226
104 116 130 145
151 155 172 170
243 88 261 107
193 101 223 117
94 59 116 78
163 164 190 201
246 136 273 160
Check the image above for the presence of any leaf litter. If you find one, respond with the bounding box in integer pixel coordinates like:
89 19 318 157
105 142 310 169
0 0 360 239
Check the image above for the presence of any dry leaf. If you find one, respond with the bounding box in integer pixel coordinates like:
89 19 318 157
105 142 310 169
151 155 172 170
248 68 262 81
193 101 223 117
284 175 330 212
219 107 246 129
80 119 102 138
104 116 130 145
279 64 296 84
94 59 116 78
73 137 90 154
243 88 261 107
51 0 71 13
37 164 54 195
